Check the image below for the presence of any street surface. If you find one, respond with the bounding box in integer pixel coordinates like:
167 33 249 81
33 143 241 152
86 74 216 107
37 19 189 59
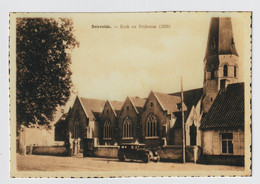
16 154 244 172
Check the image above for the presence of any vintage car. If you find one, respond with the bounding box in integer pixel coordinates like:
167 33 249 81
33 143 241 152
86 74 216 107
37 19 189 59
118 143 160 163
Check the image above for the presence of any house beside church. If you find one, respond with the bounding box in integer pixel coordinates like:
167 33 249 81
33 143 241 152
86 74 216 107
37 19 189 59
200 83 244 165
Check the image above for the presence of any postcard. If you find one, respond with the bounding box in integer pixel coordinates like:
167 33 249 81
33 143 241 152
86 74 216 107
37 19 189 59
9 12 251 177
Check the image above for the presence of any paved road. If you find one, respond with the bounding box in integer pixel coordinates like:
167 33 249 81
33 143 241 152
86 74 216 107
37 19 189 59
16 154 244 173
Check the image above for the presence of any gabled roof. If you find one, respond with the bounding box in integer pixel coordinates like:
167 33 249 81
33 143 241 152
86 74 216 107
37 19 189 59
109 101 124 116
54 113 68 127
170 88 203 111
129 97 147 114
153 91 187 115
172 111 190 128
78 97 106 121
200 82 244 129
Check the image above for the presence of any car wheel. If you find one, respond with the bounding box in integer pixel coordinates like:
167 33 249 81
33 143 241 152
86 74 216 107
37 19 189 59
143 154 150 163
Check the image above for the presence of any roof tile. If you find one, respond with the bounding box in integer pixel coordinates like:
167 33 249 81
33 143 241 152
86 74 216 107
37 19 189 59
200 82 244 129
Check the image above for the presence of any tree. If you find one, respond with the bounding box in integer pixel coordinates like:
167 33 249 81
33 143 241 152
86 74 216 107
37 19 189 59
16 18 79 128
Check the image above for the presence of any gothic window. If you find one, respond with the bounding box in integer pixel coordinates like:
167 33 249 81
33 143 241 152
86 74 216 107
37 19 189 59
221 133 233 154
150 102 153 107
223 64 228 77
146 113 159 137
103 119 112 139
189 123 197 146
234 66 237 77
73 119 80 139
123 116 133 138
211 71 215 79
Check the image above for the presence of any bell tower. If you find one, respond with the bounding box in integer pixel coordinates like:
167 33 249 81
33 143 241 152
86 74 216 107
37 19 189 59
202 17 239 113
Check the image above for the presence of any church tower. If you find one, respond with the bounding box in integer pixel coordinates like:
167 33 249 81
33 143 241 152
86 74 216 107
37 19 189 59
202 17 239 113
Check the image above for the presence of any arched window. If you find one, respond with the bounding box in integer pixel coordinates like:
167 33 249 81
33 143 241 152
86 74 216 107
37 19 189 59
123 116 133 138
189 123 197 146
223 64 228 77
103 119 112 139
73 119 80 139
234 66 237 77
146 113 159 137
73 110 81 139
211 71 215 79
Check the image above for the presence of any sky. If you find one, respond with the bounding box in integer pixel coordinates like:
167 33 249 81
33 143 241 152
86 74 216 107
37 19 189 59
68 12 251 102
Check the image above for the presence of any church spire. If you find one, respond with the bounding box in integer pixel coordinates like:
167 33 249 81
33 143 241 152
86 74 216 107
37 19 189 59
205 17 238 62
202 17 239 113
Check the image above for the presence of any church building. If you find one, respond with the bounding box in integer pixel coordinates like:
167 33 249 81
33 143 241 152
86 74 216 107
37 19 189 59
199 17 244 165
56 17 245 165
117 96 146 144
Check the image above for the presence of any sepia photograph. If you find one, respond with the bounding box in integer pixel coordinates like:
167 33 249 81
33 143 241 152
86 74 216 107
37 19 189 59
9 12 251 177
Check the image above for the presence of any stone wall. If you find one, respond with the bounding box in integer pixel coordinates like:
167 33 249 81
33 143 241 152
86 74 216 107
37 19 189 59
83 143 200 163
27 146 68 156
197 155 244 166
18 125 55 150
92 145 119 158
155 145 201 163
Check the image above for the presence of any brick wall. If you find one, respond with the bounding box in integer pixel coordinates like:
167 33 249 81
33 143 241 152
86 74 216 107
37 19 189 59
28 146 68 156
92 145 119 158
155 145 201 162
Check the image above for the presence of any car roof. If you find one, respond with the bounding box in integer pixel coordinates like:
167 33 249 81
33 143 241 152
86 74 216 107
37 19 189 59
120 143 146 146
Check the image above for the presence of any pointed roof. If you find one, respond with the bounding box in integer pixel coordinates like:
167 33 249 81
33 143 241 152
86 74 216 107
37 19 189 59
129 97 147 114
172 111 190 128
78 97 106 121
170 88 203 111
153 91 187 115
205 17 238 60
204 17 239 72
109 100 124 116
200 83 244 129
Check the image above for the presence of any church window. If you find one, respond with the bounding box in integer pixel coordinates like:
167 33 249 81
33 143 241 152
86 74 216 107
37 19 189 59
223 64 228 77
211 71 215 79
126 106 129 111
220 79 226 89
123 116 133 138
221 133 233 154
150 102 153 107
146 113 159 137
106 109 109 114
189 123 197 146
234 66 237 77
103 119 112 139
73 119 80 139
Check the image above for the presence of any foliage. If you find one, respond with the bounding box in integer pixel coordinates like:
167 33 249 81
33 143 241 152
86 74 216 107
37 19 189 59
16 18 79 127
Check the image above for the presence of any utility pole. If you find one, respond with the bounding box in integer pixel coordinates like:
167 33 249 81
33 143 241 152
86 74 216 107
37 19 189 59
181 77 186 163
